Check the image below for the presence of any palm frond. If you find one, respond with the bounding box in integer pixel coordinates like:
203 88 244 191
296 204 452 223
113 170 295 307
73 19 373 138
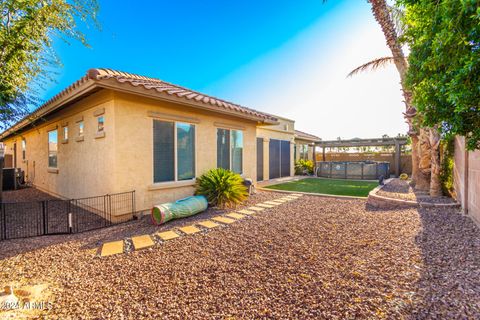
387 4 406 38
347 56 396 77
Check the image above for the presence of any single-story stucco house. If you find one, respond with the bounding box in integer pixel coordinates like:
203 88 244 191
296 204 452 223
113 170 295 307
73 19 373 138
0 68 319 219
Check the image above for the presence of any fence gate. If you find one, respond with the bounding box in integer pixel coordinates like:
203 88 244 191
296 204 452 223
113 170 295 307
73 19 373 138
45 200 71 235
0 191 135 241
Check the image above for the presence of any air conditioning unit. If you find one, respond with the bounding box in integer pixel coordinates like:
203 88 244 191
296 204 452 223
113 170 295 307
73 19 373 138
2 168 16 190
2 168 25 190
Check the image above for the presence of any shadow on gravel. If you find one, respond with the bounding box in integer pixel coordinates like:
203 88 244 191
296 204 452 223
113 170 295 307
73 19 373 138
408 207 480 318
0 192 277 260
0 209 224 260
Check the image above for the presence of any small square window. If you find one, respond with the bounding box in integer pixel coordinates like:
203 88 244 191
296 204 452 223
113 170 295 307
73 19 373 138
78 121 84 136
21 138 26 160
97 116 104 132
63 126 68 140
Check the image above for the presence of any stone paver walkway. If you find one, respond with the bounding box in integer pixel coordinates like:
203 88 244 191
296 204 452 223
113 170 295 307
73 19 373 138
99 194 302 257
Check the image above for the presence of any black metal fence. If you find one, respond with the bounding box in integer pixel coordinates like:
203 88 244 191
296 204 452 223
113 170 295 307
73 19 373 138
0 191 135 241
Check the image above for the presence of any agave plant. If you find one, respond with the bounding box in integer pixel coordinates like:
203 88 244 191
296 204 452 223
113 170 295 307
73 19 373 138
195 168 248 208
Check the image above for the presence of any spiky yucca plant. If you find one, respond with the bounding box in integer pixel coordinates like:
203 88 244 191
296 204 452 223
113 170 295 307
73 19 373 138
195 168 248 208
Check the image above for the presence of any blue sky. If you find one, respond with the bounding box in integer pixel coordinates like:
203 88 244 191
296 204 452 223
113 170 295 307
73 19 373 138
45 0 407 140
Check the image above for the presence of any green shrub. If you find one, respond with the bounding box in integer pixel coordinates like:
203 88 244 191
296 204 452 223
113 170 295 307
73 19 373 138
195 168 248 208
399 173 409 180
295 159 314 175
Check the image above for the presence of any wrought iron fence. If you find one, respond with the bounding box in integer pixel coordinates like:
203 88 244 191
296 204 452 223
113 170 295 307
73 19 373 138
0 191 135 241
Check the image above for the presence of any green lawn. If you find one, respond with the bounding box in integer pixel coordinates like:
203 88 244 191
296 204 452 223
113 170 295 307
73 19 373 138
265 178 378 197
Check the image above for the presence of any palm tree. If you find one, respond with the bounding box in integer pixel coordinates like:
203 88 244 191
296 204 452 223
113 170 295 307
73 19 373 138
348 0 439 194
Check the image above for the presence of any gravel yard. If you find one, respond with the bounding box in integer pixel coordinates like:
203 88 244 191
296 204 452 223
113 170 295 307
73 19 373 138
1 191 479 319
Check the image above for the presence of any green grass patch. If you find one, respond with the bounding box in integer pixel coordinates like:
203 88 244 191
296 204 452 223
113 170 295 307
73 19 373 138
265 178 378 197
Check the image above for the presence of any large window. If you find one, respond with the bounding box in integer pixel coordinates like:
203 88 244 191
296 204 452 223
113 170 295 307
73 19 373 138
48 130 58 168
153 120 195 183
217 128 243 174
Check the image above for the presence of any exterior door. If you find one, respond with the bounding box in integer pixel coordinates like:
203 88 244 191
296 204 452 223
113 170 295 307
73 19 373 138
269 139 291 179
269 139 281 179
257 138 264 181
280 140 291 177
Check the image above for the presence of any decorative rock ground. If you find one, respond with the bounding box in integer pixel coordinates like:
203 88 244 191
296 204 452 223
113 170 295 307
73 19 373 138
1 191 479 319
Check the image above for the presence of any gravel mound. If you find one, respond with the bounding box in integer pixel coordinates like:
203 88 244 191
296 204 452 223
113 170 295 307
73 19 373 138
377 179 456 204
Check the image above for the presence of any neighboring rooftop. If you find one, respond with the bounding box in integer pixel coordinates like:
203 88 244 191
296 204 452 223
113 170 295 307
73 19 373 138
1 68 278 140
294 130 321 142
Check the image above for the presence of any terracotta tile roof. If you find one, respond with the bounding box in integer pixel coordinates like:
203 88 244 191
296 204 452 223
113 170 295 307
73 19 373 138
294 130 321 142
88 68 277 123
0 68 278 140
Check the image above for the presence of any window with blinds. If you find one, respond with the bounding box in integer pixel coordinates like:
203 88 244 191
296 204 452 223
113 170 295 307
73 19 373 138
217 128 243 174
153 120 195 183
217 129 230 170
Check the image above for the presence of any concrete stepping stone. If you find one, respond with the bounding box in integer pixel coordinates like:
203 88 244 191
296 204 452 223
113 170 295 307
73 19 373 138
256 203 275 208
157 230 180 241
225 212 246 220
197 220 219 229
248 206 264 211
179 225 201 235
212 216 236 224
100 240 124 257
272 199 287 203
131 235 155 250
238 209 255 215
264 201 281 206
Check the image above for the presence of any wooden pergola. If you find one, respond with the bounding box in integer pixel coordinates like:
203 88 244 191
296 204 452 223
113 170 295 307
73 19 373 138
314 137 409 177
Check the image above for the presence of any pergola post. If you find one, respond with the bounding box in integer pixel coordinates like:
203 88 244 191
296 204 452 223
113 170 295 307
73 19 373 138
322 147 326 161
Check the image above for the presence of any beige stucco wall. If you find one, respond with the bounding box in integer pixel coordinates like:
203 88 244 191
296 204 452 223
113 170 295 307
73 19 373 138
256 117 295 180
3 89 294 216
3 90 116 199
454 136 480 226
112 92 259 212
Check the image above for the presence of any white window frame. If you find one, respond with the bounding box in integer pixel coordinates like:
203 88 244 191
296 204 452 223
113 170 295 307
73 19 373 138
78 121 84 137
48 129 58 168
21 138 26 160
97 116 105 133
152 119 197 184
63 126 68 140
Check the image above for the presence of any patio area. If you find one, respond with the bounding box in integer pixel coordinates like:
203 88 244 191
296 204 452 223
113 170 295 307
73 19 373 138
0 191 479 319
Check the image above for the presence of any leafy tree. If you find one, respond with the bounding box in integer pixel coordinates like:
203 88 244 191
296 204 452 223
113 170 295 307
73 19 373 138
400 0 480 150
0 0 99 129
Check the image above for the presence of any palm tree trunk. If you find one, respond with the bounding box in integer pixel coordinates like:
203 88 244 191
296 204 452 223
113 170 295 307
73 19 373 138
415 127 432 191
368 0 427 187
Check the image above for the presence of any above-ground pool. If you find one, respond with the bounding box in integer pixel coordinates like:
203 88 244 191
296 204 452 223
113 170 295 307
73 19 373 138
316 161 390 180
